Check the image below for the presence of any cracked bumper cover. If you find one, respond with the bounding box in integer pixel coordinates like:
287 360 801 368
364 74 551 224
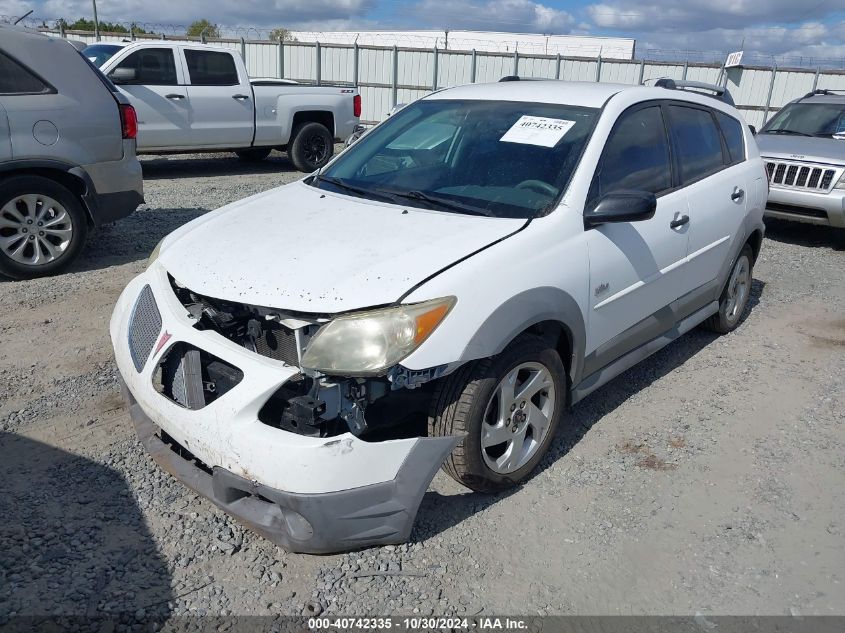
125 386 459 554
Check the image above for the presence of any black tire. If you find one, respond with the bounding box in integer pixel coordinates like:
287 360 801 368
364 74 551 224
288 122 334 172
0 175 88 280
428 334 566 493
235 147 272 162
702 244 754 334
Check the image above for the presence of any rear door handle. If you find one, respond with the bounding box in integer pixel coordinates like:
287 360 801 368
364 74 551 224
232 94 250 100
670 214 690 229
731 187 745 201
165 93 185 100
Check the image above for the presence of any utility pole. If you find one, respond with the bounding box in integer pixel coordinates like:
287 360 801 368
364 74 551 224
92 0 100 41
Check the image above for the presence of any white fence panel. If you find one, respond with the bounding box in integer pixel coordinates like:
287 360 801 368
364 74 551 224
600 61 639 84
437 52 472 87
321 46 355 84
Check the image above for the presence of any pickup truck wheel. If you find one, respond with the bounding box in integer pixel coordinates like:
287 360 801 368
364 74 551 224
0 175 88 280
289 122 334 172
235 148 272 162
428 334 565 493
702 244 754 334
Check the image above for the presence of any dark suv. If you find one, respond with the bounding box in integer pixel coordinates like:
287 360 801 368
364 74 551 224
0 25 144 279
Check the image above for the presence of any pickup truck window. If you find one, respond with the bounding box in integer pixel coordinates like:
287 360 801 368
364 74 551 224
114 48 178 86
84 44 122 67
0 51 51 95
590 105 672 203
184 50 239 86
314 99 598 219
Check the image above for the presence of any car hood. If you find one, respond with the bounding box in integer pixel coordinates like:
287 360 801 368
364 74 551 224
158 181 526 313
755 133 845 163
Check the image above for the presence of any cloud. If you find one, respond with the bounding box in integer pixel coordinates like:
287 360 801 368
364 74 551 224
0 0 377 28
586 0 844 32
409 0 576 33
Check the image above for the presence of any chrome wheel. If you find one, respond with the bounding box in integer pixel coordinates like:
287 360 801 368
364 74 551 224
724 254 751 323
481 362 556 475
0 193 73 266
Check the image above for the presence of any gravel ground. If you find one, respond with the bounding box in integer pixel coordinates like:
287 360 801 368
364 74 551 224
1 150 844 625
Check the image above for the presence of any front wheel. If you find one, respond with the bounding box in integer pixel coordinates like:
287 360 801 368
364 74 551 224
0 175 88 280
428 335 566 493
288 122 334 172
702 244 754 334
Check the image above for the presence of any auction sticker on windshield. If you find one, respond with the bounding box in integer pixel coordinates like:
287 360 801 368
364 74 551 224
500 115 576 147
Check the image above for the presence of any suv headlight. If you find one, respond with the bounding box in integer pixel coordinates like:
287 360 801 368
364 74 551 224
835 172 845 189
300 297 456 376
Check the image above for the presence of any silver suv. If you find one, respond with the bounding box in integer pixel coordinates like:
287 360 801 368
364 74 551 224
0 25 144 279
757 90 845 229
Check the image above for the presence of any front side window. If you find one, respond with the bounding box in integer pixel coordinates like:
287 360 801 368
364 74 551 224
667 105 725 185
591 105 672 203
313 99 599 219
114 48 178 85
0 52 51 95
761 102 845 138
716 111 746 164
184 50 239 86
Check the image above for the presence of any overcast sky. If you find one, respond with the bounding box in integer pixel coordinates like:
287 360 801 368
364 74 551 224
3 0 845 60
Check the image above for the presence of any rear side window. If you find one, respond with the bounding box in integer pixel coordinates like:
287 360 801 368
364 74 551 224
114 48 178 85
667 105 725 184
715 111 746 164
0 52 51 95
184 50 239 86
591 105 672 202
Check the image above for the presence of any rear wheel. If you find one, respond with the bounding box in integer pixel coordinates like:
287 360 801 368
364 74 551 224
288 122 334 172
428 334 566 493
702 244 754 334
0 175 88 280
235 147 272 162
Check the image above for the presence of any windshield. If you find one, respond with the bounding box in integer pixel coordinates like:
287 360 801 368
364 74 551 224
312 99 599 219
83 44 123 67
761 102 845 138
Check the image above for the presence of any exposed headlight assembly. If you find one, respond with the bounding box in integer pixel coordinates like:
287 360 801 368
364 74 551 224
300 297 456 376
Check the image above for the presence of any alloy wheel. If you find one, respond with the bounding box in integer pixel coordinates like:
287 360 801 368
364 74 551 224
0 194 74 266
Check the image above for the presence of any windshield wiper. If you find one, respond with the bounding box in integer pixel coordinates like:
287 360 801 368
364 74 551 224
764 129 814 137
313 174 375 198
376 189 494 216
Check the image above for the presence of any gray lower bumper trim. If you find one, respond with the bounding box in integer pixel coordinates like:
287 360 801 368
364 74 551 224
125 390 460 554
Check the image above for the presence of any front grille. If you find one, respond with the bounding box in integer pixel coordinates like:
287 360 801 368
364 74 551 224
128 285 162 372
766 160 838 192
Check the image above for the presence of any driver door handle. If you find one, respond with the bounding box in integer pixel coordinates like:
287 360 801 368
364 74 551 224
232 94 250 100
165 93 185 100
670 214 690 229
731 187 745 201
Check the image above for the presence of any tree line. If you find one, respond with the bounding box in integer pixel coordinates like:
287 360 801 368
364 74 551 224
52 17 296 41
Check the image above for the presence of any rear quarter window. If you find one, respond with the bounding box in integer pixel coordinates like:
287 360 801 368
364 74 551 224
715 111 746 164
0 51 53 95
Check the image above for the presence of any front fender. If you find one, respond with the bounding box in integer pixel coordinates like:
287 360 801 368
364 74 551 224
460 287 586 386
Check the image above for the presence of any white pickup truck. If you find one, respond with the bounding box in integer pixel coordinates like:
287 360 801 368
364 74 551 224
84 41 361 171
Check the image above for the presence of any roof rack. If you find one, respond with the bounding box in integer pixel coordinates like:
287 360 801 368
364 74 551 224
499 75 543 82
802 89 845 98
653 78 735 106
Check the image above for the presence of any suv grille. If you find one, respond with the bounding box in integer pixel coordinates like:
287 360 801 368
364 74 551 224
128 285 163 372
765 160 839 192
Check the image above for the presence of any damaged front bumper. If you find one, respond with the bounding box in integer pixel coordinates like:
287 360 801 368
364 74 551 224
111 266 460 554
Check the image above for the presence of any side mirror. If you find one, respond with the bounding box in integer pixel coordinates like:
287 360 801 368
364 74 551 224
109 67 137 84
748 124 757 135
585 190 657 227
